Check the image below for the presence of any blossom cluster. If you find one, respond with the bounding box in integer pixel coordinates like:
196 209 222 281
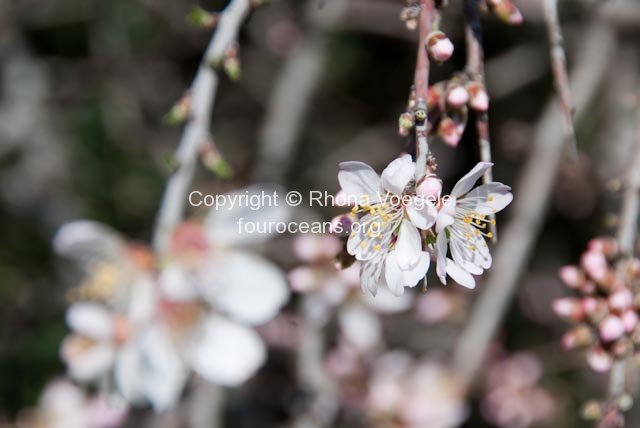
53 187 290 412
333 155 512 296
553 237 640 372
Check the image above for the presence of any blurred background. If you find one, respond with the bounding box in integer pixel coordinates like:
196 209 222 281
0 0 639 427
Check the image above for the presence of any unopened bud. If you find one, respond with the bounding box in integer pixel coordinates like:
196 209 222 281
587 347 613 372
398 112 415 137
559 265 584 288
446 85 469 109
223 56 241 81
201 142 233 178
466 82 490 112
438 117 462 147
426 31 454 63
552 297 583 322
330 214 353 238
609 289 633 312
581 250 608 281
164 93 192 125
287 267 317 293
416 176 443 200
581 400 602 420
622 310 639 333
562 325 592 350
588 237 618 257
600 315 626 342
618 394 634 412
487 0 523 25
187 6 218 29
427 83 445 110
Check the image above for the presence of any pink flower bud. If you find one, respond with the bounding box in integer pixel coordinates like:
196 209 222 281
622 310 639 333
427 84 444 110
587 347 613 372
466 82 489 112
287 267 317 292
427 31 454 63
446 86 469 109
581 297 598 315
438 117 462 147
599 315 626 342
416 176 442 200
581 250 608 281
330 214 353 237
561 325 592 350
558 265 583 288
587 237 618 256
609 289 633 312
552 298 582 321
488 0 523 25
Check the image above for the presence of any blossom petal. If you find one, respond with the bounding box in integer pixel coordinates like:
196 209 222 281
338 161 383 205
61 335 115 382
465 182 513 215
205 184 291 247
450 162 493 198
66 303 113 340
115 327 187 411
384 251 405 296
53 220 125 264
400 251 430 287
406 196 437 230
445 259 476 289
361 256 384 296
436 232 448 284
381 154 415 196
450 238 484 275
395 220 422 269
200 251 289 325
158 263 200 302
186 316 266 386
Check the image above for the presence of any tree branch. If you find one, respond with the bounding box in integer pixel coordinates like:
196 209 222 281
152 0 251 256
451 17 616 393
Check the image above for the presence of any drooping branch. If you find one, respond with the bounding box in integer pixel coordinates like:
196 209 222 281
543 0 578 161
451 17 616 394
464 0 496 241
153 0 252 256
413 0 435 182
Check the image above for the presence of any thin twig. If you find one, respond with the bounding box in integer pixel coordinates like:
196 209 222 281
152 0 252 256
464 10 497 242
543 0 578 162
451 18 616 393
413 0 435 182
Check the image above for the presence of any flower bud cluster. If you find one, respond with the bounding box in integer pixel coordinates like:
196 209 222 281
553 237 640 372
400 76 490 147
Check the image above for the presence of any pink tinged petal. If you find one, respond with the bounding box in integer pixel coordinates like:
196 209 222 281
158 263 200 302
338 161 383 204
53 220 125 262
395 219 422 269
287 266 317 292
201 251 289 325
187 316 266 386
559 265 583 288
338 304 382 351
450 162 493 198
61 335 115 382
205 184 291 247
464 183 513 215
400 251 431 288
380 154 416 196
416 176 442 200
384 251 405 296
445 259 476 289
599 315 625 342
436 232 448 284
66 303 114 340
406 197 437 230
